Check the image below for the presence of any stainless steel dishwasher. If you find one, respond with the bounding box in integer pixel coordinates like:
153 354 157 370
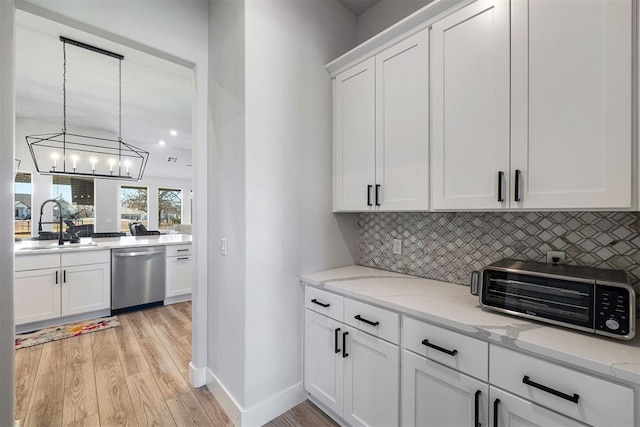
111 246 166 311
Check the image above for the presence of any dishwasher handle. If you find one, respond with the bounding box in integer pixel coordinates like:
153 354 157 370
113 249 165 257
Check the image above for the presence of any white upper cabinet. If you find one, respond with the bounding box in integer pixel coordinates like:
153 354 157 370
375 30 429 211
511 0 632 209
334 58 376 212
431 0 511 210
333 29 429 212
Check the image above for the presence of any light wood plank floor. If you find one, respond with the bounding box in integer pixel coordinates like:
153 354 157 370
15 302 337 427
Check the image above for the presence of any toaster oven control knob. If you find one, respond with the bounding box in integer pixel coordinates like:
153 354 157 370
605 319 620 331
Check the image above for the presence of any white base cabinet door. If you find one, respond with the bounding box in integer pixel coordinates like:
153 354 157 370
166 255 193 297
402 349 488 427
490 387 585 427
344 326 399 427
61 263 111 316
14 268 60 325
304 309 344 417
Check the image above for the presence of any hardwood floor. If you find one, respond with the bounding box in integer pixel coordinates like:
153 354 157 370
15 302 337 427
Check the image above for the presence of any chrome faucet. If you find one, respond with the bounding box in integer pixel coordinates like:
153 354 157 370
38 198 64 245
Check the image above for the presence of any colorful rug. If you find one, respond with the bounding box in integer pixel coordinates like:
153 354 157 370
15 316 120 350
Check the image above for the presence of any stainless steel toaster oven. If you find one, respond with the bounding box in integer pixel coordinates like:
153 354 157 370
472 259 636 340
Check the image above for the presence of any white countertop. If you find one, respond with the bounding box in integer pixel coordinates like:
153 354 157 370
15 234 192 255
300 265 640 385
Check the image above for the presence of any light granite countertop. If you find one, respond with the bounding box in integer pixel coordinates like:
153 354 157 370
15 234 192 255
300 265 640 386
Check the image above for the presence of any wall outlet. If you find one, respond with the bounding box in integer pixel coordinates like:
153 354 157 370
221 238 227 256
393 239 402 255
546 250 565 264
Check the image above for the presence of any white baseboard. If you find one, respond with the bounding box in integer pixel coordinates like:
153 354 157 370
189 362 207 388
205 368 306 427
164 293 192 305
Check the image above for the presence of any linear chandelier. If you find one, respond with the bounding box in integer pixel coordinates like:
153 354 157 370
26 36 149 181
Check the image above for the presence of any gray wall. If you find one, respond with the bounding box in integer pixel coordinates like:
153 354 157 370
356 0 433 43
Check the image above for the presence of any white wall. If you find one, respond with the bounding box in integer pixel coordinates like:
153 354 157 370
208 0 247 411
0 2 16 425
207 0 357 423
356 0 433 43
244 0 357 411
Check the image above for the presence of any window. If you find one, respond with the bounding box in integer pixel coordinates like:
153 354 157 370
158 188 182 230
14 172 32 239
51 176 95 236
120 186 148 233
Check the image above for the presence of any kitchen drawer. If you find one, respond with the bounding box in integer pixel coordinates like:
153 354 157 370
403 315 488 381
15 254 59 271
305 286 343 322
344 298 399 344
62 250 110 267
166 244 192 257
490 344 634 427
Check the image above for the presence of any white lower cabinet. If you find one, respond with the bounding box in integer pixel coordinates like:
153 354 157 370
15 251 111 326
402 349 488 427
490 386 584 427
166 244 193 299
304 287 399 426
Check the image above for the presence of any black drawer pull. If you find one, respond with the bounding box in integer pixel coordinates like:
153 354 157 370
177 249 189 252
177 257 190 261
342 331 349 358
63 270 66 283
474 390 481 427
493 399 500 427
55 270 58 284
514 169 522 202
367 185 373 206
311 298 330 308
522 375 579 403
497 171 504 202
334 328 341 353
375 184 381 206
421 339 458 356
354 315 379 326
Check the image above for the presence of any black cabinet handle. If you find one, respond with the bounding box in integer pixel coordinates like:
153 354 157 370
522 375 579 403
493 399 500 427
367 185 372 206
514 169 522 202
497 171 504 202
311 298 330 308
355 314 379 327
342 331 349 358
375 184 381 206
475 390 481 427
177 257 190 261
421 339 458 356
63 270 66 283
55 271 58 284
177 249 189 252
334 328 341 354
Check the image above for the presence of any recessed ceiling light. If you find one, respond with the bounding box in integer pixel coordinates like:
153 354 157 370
170 130 178 136
158 140 166 146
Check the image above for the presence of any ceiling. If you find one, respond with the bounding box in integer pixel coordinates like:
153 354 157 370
15 11 193 158
336 0 383 16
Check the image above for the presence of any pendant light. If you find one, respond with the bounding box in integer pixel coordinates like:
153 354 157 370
25 36 149 180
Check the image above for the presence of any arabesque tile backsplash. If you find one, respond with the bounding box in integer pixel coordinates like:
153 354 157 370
357 212 640 288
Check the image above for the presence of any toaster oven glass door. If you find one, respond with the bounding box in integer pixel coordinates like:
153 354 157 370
482 270 594 329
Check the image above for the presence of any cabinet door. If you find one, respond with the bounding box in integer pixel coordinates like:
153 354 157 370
166 255 193 297
402 349 488 427
15 268 60 325
344 326 399 427
490 387 585 427
431 0 510 210
333 58 376 212
375 29 429 211
511 0 632 209
61 263 110 316
304 310 344 416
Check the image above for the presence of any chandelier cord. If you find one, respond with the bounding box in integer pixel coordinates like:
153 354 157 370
62 40 67 133
118 58 122 142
